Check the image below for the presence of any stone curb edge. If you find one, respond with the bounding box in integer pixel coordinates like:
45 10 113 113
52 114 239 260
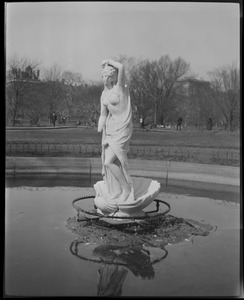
5 156 240 187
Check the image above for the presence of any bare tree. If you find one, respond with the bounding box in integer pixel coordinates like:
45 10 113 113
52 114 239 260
156 55 190 125
77 84 103 126
42 63 63 121
130 60 155 126
114 54 138 86
209 64 240 130
23 82 48 125
129 55 190 125
6 55 40 126
60 71 84 123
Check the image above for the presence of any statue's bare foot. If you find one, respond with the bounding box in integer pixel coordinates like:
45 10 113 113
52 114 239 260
118 187 131 203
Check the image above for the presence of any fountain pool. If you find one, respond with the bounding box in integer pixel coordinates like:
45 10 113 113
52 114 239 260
5 175 240 297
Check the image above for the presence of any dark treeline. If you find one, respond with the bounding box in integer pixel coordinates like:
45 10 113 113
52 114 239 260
6 54 240 130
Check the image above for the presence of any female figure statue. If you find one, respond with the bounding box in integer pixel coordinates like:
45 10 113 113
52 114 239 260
94 59 161 217
96 59 133 206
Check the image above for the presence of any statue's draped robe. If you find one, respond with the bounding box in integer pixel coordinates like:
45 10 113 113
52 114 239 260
94 87 161 215
94 88 134 208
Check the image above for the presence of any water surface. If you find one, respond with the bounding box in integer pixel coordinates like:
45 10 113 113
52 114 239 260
5 178 240 297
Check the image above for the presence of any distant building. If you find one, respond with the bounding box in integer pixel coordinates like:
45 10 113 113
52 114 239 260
174 77 212 128
8 65 41 83
61 72 84 86
177 77 211 96
178 77 210 87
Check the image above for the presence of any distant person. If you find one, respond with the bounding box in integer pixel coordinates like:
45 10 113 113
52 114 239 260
176 117 183 130
207 116 213 130
140 116 143 128
52 112 57 127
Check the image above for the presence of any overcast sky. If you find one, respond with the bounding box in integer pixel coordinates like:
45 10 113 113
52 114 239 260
6 2 240 82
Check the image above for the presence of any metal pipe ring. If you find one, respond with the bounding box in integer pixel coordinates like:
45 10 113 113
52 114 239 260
72 196 171 220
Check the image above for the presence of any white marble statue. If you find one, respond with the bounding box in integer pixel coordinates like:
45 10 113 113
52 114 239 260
94 59 160 217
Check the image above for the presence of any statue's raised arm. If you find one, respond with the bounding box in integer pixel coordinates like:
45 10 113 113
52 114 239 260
101 59 125 89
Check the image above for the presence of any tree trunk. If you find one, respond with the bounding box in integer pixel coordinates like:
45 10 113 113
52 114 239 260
154 100 157 124
154 90 157 124
197 110 200 129
12 109 17 126
229 111 234 131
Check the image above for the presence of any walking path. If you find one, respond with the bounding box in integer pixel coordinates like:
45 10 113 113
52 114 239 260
6 156 240 187
6 125 78 131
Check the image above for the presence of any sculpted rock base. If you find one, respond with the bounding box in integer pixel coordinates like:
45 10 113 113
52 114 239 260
94 177 161 219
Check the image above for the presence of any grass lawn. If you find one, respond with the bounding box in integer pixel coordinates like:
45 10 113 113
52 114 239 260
6 127 240 149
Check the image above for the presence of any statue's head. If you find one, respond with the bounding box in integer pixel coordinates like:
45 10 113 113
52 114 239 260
102 65 118 86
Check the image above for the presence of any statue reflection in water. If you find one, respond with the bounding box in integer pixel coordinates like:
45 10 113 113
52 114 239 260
70 240 168 297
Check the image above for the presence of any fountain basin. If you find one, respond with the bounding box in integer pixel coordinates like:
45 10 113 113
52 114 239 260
5 175 240 297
